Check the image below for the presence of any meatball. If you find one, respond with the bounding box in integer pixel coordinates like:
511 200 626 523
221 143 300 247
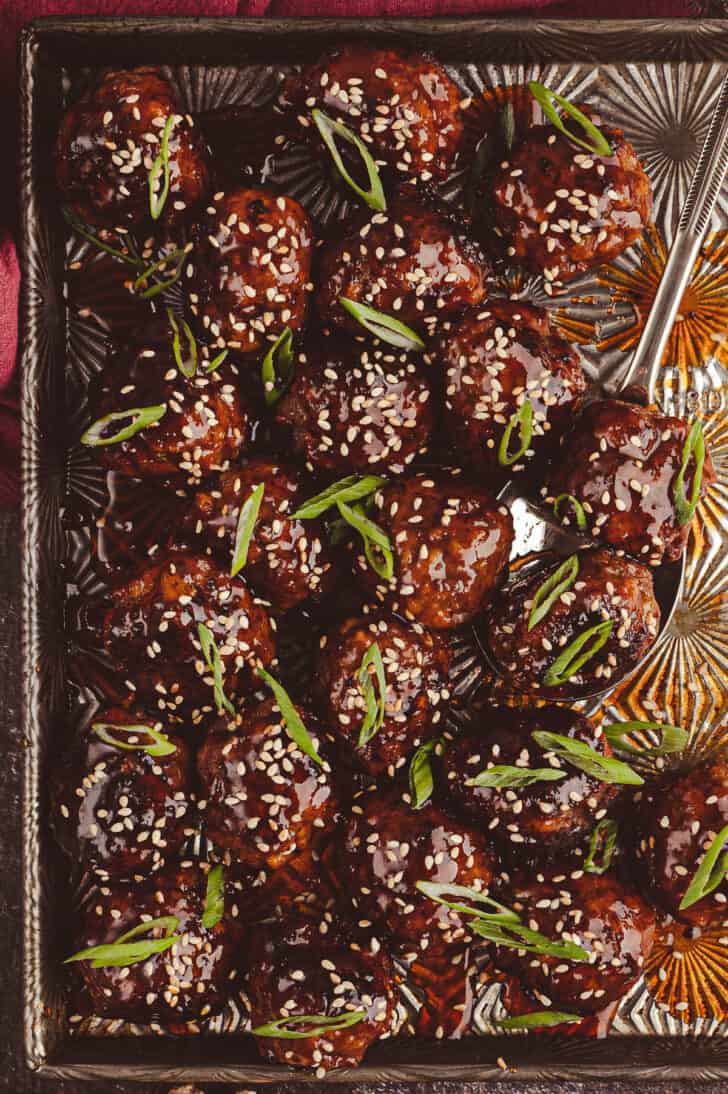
494 868 656 1014
313 614 451 776
197 698 335 871
632 755 728 927
289 45 464 186
275 333 434 475
543 398 714 565
69 865 242 1023
492 110 651 285
53 707 194 881
84 316 255 481
88 550 275 719
190 460 340 613
354 472 513 630
186 187 313 354
342 787 497 955
247 916 397 1072
443 704 617 854
434 299 585 482
56 68 209 228
316 191 491 340
486 547 660 697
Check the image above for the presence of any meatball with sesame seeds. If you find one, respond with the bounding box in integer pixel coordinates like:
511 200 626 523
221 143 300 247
274 332 434 475
434 299 586 484
197 698 335 871
56 68 210 228
543 399 714 565
186 187 313 354
486 547 660 698
313 614 451 777
354 471 513 630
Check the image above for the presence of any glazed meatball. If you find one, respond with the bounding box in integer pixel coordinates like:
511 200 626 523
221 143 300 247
494 868 656 1014
313 614 451 776
275 333 434 475
486 547 660 698
543 399 714 565
247 916 397 1073
434 299 585 482
492 110 651 285
69 865 242 1023
53 707 194 881
186 187 313 354
88 550 275 719
56 68 209 228
632 755 728 926
443 704 617 854
354 472 513 630
343 787 497 955
84 316 255 481
197 698 335 871
317 191 491 339
190 460 341 613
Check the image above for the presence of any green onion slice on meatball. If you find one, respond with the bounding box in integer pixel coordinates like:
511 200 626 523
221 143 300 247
498 399 533 467
148 115 175 221
673 418 706 526
603 720 688 757
312 108 387 213
541 619 614 688
91 721 177 757
357 641 387 747
465 765 566 790
527 554 579 631
256 667 325 768
81 404 167 447
409 737 445 809
201 865 225 929
531 729 643 785
340 298 425 352
132 247 188 299
197 622 235 716
584 818 618 875
230 483 264 577
261 326 294 406
65 915 180 969
416 881 520 924
495 1010 581 1030
553 493 588 532
292 474 385 520
166 308 198 378
337 500 394 581
253 1010 368 1038
527 81 612 157
679 823 728 911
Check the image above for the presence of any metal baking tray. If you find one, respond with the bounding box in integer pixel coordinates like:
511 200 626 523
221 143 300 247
20 16 728 1083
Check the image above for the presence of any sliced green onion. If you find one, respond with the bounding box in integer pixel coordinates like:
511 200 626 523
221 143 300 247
91 721 176 758
62 207 139 266
495 1010 581 1030
465 765 566 790
253 1010 368 1039
201 864 225 929
261 326 294 406
679 823 728 911
470 918 589 962
603 720 688 757
357 641 387 747
312 108 386 213
527 81 612 157
81 404 167 447
340 298 424 352
408 738 444 809
531 730 643 785
415 882 520 924
584 818 618 875
501 102 515 153
148 115 175 221
498 399 533 467
166 308 198 379
292 474 385 520
337 500 394 581
197 622 235 716
673 419 706 527
65 915 179 969
133 248 187 300
553 493 587 532
230 483 264 577
541 619 614 688
204 348 229 374
527 554 579 632
256 667 324 768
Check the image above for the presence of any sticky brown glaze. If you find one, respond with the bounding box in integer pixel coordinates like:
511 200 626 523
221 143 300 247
70 865 243 1023
87 550 275 721
313 614 451 776
342 786 497 956
632 755 728 927
56 68 210 228
495 868 656 1014
197 698 335 871
190 460 341 613
274 333 434 475
186 187 313 354
84 317 255 482
443 704 617 854
433 299 585 484
492 111 651 286
316 190 491 340
486 547 660 697
288 45 464 185
354 471 513 630
543 398 715 565
247 915 397 1073
229 842 342 927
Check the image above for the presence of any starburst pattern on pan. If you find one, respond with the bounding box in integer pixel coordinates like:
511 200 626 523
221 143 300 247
643 920 728 1026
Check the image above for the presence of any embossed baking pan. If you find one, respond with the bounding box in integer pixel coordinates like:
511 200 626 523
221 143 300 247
20 16 728 1083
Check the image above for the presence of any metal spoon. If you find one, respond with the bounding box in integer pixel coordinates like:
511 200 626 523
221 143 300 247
478 72 728 703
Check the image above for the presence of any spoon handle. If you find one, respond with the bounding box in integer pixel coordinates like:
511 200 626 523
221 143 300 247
615 72 728 403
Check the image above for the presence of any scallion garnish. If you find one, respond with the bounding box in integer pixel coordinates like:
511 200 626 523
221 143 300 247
261 326 294 406
470 918 590 962
527 81 612 157
253 1010 368 1039
201 864 225 929
584 818 618 875
465 765 566 790
531 730 643 785
338 500 394 581
527 554 579 632
312 108 386 213
292 474 385 520
415 882 520 924
91 722 176 758
62 207 139 266
204 348 229 374
256 667 324 768
357 641 387 747
340 298 425 351
553 493 587 532
167 308 198 379
148 115 175 221
132 248 188 300
603 720 688 757
197 622 235 716
495 1010 581 1030
81 404 167 447
498 399 533 467
65 915 180 969
673 419 706 527
408 738 444 809
230 483 264 578
679 823 728 911
541 619 614 688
